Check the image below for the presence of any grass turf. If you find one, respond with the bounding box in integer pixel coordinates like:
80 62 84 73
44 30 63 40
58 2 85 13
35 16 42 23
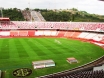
0 38 104 78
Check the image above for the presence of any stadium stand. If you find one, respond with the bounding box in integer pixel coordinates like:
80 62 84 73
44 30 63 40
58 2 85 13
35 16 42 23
36 11 46 22
0 22 104 30
77 32 90 39
70 32 81 38
84 33 98 39
43 30 52 36
57 31 66 37
64 31 75 37
92 34 104 41
35 30 44 36
57 70 104 78
31 11 40 21
18 30 28 36
0 21 104 48
0 21 104 45
0 31 10 36
10 31 19 36
50 30 58 36
28 30 35 36
93 64 104 71
31 11 46 22
22 10 31 21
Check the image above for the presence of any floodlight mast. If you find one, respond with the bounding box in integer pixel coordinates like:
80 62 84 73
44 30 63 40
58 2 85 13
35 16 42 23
29 0 32 22
0 7 3 17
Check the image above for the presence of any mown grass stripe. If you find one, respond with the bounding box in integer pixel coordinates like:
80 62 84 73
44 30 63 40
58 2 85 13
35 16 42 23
35 38 74 54
35 38 67 54
0 39 3 52
9 39 20 59
19 39 41 60
30 38 55 55
14 39 29 58
0 39 9 59
45 38 77 53
23 38 47 56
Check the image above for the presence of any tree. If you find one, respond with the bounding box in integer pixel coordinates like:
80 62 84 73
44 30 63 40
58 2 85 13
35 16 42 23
25 8 29 11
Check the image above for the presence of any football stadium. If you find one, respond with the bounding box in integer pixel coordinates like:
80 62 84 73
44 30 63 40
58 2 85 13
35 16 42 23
0 18 104 78
0 1 104 78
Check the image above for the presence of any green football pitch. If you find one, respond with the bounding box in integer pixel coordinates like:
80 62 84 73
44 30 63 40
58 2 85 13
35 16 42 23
0 38 104 78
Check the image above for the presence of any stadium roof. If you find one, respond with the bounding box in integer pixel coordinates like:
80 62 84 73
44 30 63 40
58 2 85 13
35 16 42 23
0 17 10 21
99 0 104 1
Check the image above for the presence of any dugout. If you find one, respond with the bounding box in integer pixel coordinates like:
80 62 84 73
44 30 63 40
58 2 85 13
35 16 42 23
67 57 78 64
32 60 55 69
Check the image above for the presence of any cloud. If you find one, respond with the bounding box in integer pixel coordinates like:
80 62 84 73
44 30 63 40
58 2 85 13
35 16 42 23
0 0 104 15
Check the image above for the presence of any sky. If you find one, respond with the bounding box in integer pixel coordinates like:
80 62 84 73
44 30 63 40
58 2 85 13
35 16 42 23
0 0 104 15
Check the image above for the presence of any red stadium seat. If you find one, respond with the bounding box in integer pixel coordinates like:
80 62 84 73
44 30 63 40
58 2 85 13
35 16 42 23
28 30 35 36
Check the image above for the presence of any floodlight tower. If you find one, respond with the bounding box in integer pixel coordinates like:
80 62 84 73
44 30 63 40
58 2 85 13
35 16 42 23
0 7 3 17
29 0 32 22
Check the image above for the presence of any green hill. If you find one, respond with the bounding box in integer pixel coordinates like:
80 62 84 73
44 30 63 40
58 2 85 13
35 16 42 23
1 8 104 22
40 8 104 22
